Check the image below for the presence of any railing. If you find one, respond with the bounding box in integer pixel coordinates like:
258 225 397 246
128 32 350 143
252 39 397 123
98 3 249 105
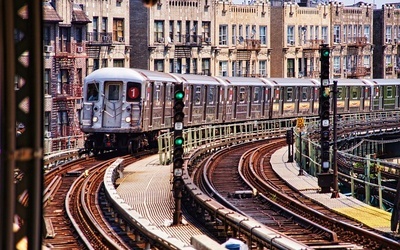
294 111 400 211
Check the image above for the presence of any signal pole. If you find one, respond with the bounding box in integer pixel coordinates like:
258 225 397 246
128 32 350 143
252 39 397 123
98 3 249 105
317 44 334 193
172 83 185 225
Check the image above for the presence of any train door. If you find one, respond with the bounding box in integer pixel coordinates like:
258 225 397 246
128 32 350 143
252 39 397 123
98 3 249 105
248 86 252 119
233 86 237 119
103 81 123 128
188 85 193 124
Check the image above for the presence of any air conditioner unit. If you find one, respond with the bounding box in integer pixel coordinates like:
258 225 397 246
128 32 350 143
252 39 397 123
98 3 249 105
118 37 125 42
44 131 51 138
44 45 53 53
205 37 211 43
158 37 165 43
76 46 84 53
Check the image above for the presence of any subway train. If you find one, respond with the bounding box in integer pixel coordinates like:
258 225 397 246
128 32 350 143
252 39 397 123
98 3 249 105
80 67 399 154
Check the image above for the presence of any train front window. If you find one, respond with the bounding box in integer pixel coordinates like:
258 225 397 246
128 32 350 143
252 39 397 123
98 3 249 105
108 84 120 101
87 82 99 101
239 87 246 103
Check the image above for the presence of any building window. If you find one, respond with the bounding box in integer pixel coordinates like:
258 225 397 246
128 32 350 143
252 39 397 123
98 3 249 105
259 60 266 76
259 26 267 45
155 60 164 72
57 111 68 137
154 20 164 43
116 0 122 6
287 59 294 77
386 25 392 43
287 25 294 45
386 55 392 67
202 58 210 75
93 59 99 71
76 27 82 43
44 69 51 95
219 25 228 45
202 21 210 41
102 17 107 33
57 69 69 94
59 27 71 52
232 24 236 45
322 26 328 43
364 25 370 43
333 56 340 73
177 21 182 42
219 61 228 76
343 26 347 43
113 18 124 42
44 112 51 135
93 17 98 41
101 59 108 68
169 21 174 43
43 26 51 45
113 59 124 67
363 55 370 69
333 25 340 43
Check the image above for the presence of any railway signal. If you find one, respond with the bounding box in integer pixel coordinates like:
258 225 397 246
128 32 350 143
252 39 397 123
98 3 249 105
173 83 185 225
319 44 331 173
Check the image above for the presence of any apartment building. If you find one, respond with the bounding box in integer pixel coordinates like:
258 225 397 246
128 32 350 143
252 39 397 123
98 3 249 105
130 0 271 76
270 2 331 78
330 2 373 79
374 4 400 78
42 0 130 154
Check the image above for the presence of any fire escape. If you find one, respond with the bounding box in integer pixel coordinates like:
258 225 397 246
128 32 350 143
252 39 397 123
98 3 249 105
234 38 261 77
173 34 203 73
302 39 324 78
346 37 368 78
86 32 113 62
53 40 85 148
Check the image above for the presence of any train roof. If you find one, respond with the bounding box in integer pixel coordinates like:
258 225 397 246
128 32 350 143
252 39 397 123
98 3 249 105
369 79 400 86
84 68 179 83
171 73 225 86
264 78 319 87
334 78 373 86
215 76 271 86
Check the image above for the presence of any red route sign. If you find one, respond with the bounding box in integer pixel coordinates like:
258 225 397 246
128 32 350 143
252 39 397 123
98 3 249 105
128 87 139 99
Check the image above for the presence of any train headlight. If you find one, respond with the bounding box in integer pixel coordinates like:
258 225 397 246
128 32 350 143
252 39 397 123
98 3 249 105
92 116 98 123
125 117 131 123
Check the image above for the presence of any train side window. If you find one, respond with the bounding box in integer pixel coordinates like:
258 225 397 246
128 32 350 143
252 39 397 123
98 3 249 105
208 86 215 105
166 84 172 101
387 86 393 98
87 82 99 101
194 86 201 105
286 87 293 101
351 87 358 99
108 84 120 101
337 88 343 99
154 84 161 104
301 87 308 101
239 87 246 103
253 87 260 103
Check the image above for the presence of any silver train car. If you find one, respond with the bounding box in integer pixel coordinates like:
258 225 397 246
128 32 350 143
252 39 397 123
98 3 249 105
81 67 399 154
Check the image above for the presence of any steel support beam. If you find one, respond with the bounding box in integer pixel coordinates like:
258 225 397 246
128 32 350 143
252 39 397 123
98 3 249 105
1 1 43 249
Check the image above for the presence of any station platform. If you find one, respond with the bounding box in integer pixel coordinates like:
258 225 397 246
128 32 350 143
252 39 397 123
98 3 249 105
116 154 221 249
271 147 392 233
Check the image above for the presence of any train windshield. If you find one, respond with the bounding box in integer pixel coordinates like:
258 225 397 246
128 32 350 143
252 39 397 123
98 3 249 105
87 82 99 101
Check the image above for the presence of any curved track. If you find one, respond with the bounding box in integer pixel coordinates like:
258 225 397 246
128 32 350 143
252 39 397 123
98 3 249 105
42 152 152 249
199 139 400 249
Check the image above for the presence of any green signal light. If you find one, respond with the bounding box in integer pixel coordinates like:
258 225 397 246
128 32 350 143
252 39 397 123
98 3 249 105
174 137 184 146
321 49 330 57
175 90 184 100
